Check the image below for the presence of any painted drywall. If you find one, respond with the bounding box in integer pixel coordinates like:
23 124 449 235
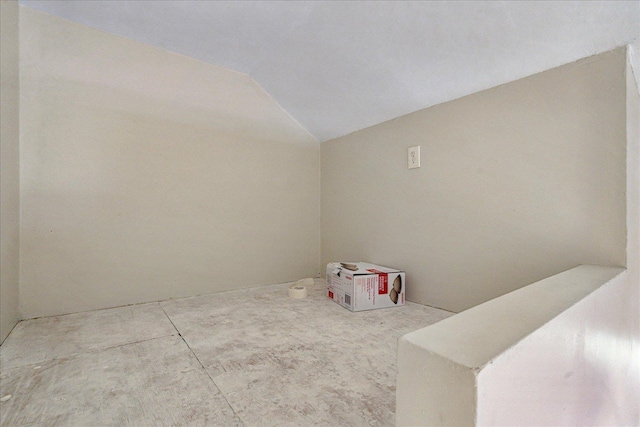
479 60 638 424
396 48 640 426
623 46 640 425
18 8 320 319
1 0 21 343
397 266 629 426
478 63 638 422
321 48 627 313
476 273 638 425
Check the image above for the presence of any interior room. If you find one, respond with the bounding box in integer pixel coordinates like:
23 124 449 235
1 1 639 425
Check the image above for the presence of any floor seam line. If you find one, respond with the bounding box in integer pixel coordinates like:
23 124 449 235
0 334 177 372
158 304 245 426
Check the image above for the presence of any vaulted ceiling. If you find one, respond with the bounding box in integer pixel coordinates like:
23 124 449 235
19 0 640 142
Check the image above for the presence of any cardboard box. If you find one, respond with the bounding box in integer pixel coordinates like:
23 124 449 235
326 262 405 311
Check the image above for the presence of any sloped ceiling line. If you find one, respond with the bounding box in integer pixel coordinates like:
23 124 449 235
19 0 640 142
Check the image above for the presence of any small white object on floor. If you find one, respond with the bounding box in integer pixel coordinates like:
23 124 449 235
288 279 311 299
0 394 12 402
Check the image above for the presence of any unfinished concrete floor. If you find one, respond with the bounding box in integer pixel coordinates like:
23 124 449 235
0 279 452 426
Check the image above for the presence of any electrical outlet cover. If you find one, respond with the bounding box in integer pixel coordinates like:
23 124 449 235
408 146 420 169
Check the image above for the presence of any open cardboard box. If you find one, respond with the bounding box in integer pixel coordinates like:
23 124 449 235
326 262 405 312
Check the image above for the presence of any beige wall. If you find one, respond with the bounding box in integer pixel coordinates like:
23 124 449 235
398 48 639 426
623 47 640 421
9 6 634 332
322 49 627 313
19 8 320 319
1 0 21 343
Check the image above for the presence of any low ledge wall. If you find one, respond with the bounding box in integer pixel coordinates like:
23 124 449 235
396 265 628 426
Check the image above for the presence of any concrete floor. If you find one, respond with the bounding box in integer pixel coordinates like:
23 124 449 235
0 279 452 426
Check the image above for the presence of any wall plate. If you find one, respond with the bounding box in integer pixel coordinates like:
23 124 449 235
408 146 420 169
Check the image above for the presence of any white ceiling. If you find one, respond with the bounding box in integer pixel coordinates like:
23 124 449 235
19 0 640 142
